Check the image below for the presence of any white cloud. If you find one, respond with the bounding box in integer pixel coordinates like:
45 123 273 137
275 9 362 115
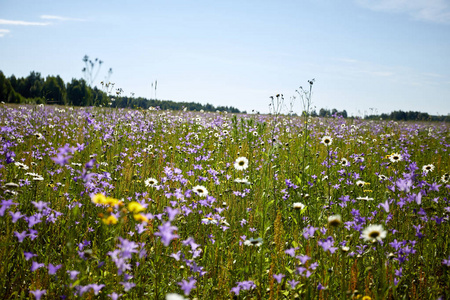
0 29 10 37
40 15 86 22
0 19 51 26
334 57 450 89
368 71 395 77
336 58 359 64
422 72 444 78
334 57 396 77
355 0 450 24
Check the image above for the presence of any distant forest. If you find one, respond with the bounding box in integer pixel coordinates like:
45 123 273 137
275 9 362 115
0 70 243 113
0 70 448 121
307 108 449 122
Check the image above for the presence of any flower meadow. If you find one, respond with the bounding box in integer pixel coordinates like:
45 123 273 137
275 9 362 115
0 104 449 299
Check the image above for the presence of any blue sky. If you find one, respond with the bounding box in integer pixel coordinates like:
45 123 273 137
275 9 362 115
1 0 449 116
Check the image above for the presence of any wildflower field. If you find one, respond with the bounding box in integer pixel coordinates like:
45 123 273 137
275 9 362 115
1 104 449 299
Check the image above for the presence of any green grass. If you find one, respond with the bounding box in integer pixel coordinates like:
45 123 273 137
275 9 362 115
0 103 449 299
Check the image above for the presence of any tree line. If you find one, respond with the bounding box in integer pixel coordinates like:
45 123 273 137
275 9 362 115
309 108 348 118
364 111 449 122
1 70 447 121
307 108 448 122
0 70 243 113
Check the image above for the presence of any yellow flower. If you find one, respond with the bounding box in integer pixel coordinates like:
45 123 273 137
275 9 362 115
362 296 372 300
105 197 120 207
133 213 149 223
102 215 118 225
128 201 145 213
92 193 107 205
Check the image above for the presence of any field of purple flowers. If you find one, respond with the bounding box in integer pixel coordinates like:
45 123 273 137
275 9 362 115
0 104 449 299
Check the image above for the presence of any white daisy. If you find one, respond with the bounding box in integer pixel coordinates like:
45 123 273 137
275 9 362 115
201 217 218 225
340 158 349 167
321 135 333 146
31 175 44 181
234 178 251 185
4 182 19 188
192 185 208 197
220 219 230 227
293 202 306 210
378 174 387 181
327 215 342 227
356 180 366 187
144 177 158 187
25 172 40 177
361 224 387 242
389 153 402 163
441 173 449 183
356 196 374 201
354 156 365 163
244 237 263 247
14 162 29 170
166 293 187 300
234 157 249 171
422 164 435 173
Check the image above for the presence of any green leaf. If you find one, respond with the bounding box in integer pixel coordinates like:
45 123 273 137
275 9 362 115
300 207 307 215
72 205 79 218
285 266 294 275
71 280 80 288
